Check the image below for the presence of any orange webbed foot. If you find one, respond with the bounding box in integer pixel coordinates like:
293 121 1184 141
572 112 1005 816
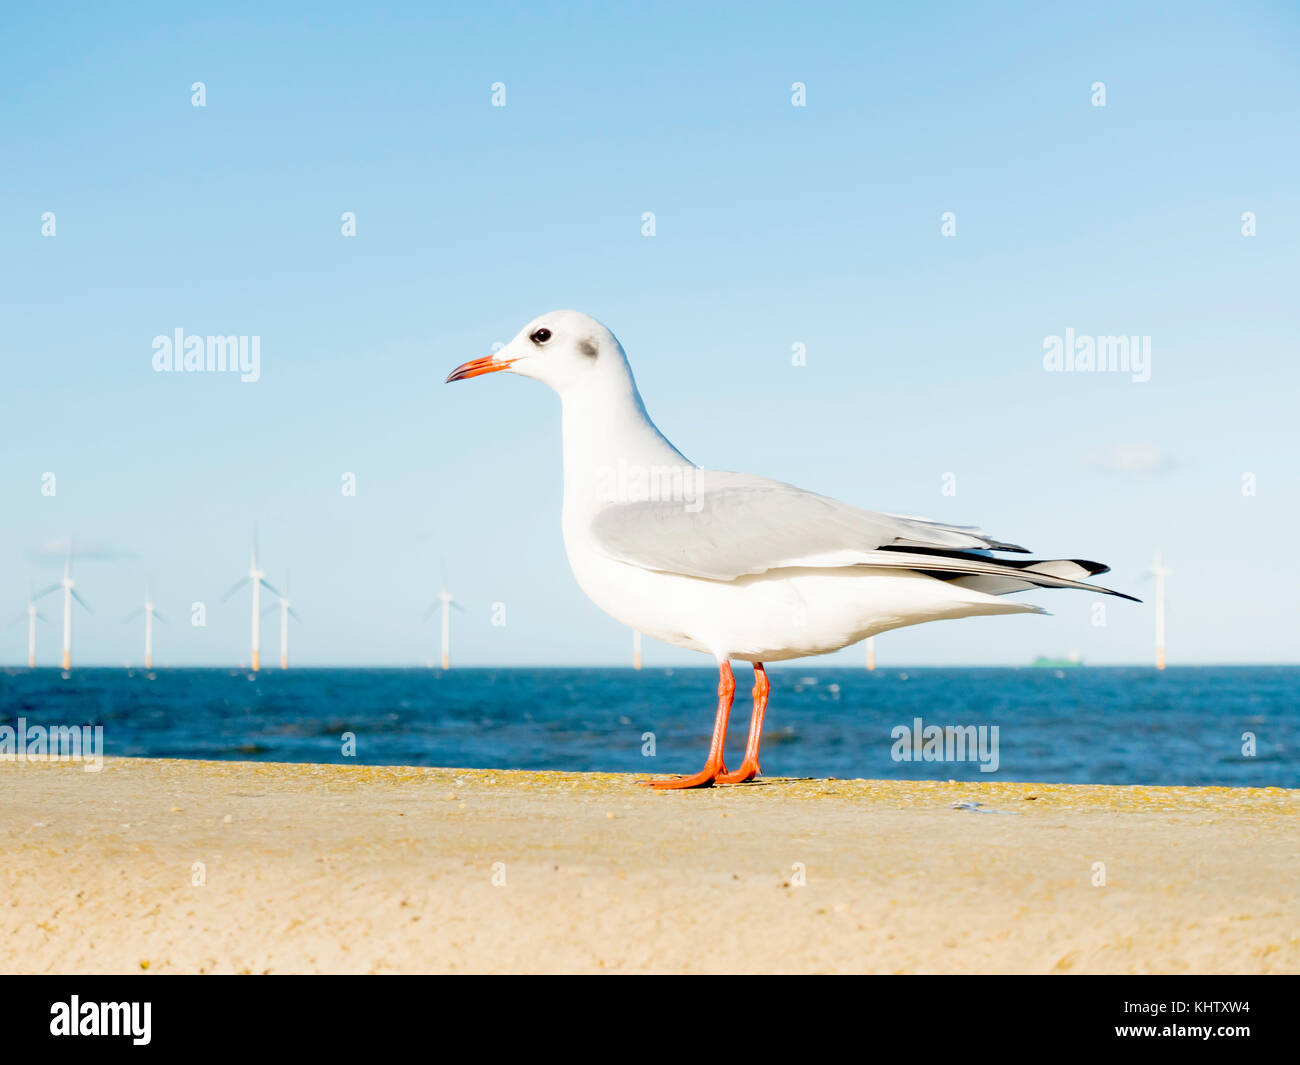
638 763 725 789
715 760 760 784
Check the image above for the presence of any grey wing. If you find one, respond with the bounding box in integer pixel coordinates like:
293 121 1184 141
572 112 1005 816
587 470 1028 581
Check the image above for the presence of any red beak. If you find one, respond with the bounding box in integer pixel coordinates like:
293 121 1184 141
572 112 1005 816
445 355 517 383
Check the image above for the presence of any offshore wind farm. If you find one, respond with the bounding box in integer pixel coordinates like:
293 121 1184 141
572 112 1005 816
4 508 1269 790
11 534 1184 673
3 527 1291 789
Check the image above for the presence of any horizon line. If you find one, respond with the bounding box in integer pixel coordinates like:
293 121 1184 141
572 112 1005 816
3 662 1296 671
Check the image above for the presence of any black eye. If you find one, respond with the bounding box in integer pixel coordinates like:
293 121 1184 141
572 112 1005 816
530 328 552 344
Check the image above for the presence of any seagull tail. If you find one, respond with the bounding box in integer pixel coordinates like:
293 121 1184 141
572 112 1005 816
945 559 1141 602
873 548 1141 602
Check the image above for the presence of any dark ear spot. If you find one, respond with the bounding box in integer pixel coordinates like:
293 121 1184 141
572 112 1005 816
578 337 599 358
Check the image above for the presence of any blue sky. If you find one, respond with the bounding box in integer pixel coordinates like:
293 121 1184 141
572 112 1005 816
1 1 1297 667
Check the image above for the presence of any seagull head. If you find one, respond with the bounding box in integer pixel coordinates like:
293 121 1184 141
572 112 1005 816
446 310 624 395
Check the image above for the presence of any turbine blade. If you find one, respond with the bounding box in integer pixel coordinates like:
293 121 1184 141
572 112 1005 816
288 607 303 624
152 611 166 625
259 578 283 599
124 608 144 622
422 604 439 622
70 588 92 613
451 600 467 614
33 583 61 600
221 576 251 602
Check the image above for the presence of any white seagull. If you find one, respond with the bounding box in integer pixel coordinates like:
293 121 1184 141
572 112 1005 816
447 311 1136 788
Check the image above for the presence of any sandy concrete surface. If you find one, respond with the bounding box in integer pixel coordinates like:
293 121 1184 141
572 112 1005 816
1 757 1296 974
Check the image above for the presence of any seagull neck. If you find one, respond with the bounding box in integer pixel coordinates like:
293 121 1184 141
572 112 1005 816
560 378 691 512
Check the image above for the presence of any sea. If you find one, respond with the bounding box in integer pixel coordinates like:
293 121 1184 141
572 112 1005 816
0 666 1295 787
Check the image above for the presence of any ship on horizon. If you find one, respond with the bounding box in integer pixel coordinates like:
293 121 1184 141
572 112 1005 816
1031 651 1083 668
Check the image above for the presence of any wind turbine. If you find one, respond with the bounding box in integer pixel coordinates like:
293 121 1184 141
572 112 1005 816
865 636 876 671
262 576 301 670
425 565 465 670
35 544 91 671
223 530 281 672
124 587 164 670
632 630 643 670
1148 549 1172 670
12 589 51 668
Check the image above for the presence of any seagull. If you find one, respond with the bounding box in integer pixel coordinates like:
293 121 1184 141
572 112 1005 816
447 311 1136 789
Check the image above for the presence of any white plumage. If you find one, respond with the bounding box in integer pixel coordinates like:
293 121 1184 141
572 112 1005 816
448 310 1133 787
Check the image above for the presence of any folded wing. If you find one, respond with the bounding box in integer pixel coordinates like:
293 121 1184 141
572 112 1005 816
588 470 1137 600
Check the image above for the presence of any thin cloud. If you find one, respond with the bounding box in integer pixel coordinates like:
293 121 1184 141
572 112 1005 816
30 538 140 563
1089 443 1174 476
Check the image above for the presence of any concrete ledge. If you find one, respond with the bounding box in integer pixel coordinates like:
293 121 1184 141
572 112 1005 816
2 758 1296 973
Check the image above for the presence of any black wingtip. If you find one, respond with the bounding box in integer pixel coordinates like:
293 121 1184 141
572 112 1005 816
1072 559 1143 601
988 540 1031 554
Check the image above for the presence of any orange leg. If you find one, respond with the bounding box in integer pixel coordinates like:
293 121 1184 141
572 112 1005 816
717 663 769 784
640 660 735 789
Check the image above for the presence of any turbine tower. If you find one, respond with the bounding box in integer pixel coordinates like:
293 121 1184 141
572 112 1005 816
262 577 301 670
1149 549 1172 670
223 530 281 672
35 544 91 671
13 590 50 668
125 588 164 670
865 636 876 671
426 566 464 670
633 630 643 670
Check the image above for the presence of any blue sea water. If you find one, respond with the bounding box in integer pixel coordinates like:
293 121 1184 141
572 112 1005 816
0 666 1295 787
